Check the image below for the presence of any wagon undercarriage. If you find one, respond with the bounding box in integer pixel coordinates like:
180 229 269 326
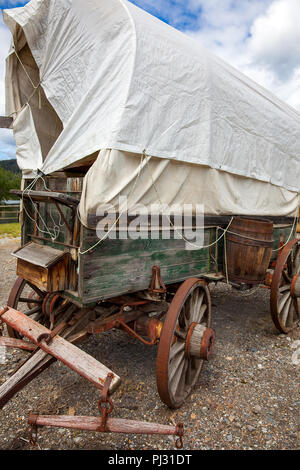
0 271 216 448
0 179 299 448
1 232 300 447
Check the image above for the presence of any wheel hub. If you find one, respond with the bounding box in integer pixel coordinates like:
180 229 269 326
185 322 215 360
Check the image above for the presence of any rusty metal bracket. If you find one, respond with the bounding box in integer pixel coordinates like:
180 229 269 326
97 373 114 432
88 300 150 334
37 321 67 345
174 423 184 449
149 266 167 294
117 319 157 346
28 413 39 447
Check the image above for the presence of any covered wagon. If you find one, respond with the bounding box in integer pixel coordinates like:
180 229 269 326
0 0 299 446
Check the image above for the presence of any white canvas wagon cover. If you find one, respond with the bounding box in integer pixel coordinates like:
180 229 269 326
3 0 300 219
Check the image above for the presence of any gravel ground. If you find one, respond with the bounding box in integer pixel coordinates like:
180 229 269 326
0 239 299 451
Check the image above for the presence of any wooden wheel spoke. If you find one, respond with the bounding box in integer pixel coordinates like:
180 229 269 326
278 291 291 312
287 301 296 327
19 297 43 304
280 297 292 326
170 359 189 401
186 358 198 387
190 292 204 323
178 304 189 331
169 341 185 362
195 291 204 311
169 354 186 392
197 304 207 324
279 285 290 293
27 283 44 298
23 306 42 317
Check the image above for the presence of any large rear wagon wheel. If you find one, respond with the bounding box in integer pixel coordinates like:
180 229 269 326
156 278 215 409
270 239 300 334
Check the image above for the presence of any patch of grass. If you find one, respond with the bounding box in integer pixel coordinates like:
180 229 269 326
0 223 21 238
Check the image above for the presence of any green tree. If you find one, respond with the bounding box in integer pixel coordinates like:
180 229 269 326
0 167 21 201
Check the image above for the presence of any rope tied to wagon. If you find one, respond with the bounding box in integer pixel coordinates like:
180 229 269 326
8 45 43 119
77 148 298 261
77 151 147 256
21 175 64 242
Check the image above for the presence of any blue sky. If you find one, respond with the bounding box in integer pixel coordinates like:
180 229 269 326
130 0 203 31
1 0 300 161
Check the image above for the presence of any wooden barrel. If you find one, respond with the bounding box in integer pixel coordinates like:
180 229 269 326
225 217 274 284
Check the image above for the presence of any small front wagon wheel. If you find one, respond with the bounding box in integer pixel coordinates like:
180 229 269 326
156 278 215 409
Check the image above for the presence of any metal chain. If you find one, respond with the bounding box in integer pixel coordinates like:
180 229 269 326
28 414 39 447
174 423 184 449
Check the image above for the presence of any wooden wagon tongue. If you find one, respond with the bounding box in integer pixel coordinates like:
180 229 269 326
0 306 184 448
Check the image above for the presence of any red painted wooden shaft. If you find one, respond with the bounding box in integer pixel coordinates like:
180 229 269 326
0 306 121 392
28 414 179 436
0 336 36 351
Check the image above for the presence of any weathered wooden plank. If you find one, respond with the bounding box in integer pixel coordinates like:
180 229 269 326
0 307 121 393
87 213 296 228
0 336 36 351
16 256 70 292
0 116 13 128
0 348 49 409
11 190 79 207
0 307 90 408
80 227 217 302
12 242 67 268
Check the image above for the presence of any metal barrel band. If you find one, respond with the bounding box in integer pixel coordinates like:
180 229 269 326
174 423 184 449
97 373 114 432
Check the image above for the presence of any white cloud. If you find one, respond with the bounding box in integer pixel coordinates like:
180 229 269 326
185 0 300 111
247 0 300 81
